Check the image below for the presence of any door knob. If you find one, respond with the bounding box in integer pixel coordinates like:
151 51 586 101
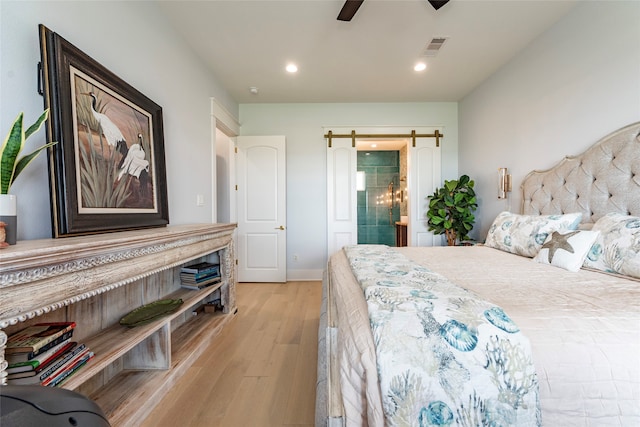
275 225 285 230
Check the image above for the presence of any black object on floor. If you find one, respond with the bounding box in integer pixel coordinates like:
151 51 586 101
0 385 110 426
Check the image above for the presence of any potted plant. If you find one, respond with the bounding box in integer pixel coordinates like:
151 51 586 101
426 174 477 246
0 110 56 245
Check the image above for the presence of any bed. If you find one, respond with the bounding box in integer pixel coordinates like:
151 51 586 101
316 122 640 427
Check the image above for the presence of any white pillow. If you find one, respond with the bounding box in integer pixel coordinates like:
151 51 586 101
583 213 640 279
485 211 582 257
533 230 600 272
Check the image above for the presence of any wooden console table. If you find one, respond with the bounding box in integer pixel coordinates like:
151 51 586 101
0 223 236 426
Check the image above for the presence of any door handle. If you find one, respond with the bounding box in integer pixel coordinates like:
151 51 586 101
275 225 285 230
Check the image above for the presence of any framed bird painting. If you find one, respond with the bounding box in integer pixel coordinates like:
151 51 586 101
38 24 169 237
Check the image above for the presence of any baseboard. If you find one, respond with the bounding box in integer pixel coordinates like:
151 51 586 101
287 269 323 281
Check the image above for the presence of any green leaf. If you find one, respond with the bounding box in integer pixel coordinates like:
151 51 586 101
24 110 49 140
0 113 24 194
445 180 457 192
12 141 57 187
431 216 444 225
1 110 54 194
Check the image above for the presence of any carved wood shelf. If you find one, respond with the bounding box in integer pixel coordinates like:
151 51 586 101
0 223 237 426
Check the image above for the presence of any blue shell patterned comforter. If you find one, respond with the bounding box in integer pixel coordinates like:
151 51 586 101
343 245 541 427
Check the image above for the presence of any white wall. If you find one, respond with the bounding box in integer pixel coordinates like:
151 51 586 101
459 1 640 240
239 102 458 279
0 1 238 240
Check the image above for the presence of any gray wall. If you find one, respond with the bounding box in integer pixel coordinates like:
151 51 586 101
0 1 238 240
459 1 640 241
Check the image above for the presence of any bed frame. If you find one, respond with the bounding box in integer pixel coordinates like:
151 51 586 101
521 122 640 222
316 121 640 427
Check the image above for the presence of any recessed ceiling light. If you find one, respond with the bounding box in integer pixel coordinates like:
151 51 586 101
286 63 298 73
414 62 427 72
371 144 377 148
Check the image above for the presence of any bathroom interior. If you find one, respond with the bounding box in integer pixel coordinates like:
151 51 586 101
356 141 408 246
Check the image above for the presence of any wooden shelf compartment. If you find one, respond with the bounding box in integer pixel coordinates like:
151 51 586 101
61 281 225 391
87 307 235 427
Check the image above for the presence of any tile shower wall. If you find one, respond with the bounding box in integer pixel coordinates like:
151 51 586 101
357 151 401 246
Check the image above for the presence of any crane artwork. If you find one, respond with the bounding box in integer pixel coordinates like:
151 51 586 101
78 90 152 206
118 134 150 198
81 92 128 161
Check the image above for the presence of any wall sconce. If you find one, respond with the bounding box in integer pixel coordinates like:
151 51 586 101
498 168 512 199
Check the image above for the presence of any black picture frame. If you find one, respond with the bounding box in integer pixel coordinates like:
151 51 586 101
38 24 169 237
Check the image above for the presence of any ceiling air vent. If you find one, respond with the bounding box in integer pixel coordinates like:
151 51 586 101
422 37 448 57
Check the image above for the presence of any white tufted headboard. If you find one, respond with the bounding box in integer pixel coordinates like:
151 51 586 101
522 122 640 225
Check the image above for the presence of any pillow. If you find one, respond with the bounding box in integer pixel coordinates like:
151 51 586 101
485 211 582 257
533 230 600 272
583 213 640 279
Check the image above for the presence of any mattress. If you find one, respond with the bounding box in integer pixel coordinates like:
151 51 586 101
321 245 640 426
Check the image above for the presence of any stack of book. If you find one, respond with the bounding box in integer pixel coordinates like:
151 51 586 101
180 261 221 290
5 321 94 387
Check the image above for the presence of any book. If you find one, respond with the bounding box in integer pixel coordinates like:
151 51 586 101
42 348 92 387
179 272 221 284
180 269 220 281
7 340 76 373
180 276 221 290
6 343 87 386
181 261 219 274
5 322 76 354
5 329 75 363
44 350 94 387
7 370 38 380
38 343 87 382
47 352 95 388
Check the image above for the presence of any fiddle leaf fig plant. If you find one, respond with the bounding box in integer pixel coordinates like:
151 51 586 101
426 174 477 246
1 110 56 194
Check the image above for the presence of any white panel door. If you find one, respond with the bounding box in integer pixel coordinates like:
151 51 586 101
327 139 357 257
237 136 286 282
408 137 442 246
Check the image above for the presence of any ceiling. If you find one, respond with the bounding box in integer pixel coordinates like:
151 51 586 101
158 0 577 104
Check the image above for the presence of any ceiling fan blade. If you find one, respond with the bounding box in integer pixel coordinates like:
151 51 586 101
337 0 365 21
428 0 449 10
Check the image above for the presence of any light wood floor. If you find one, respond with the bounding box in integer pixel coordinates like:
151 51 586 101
141 281 321 427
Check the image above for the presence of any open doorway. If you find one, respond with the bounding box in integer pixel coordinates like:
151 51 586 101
356 141 408 246
326 126 442 257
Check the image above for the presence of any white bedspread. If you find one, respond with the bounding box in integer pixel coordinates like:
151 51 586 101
400 246 640 426
326 245 640 426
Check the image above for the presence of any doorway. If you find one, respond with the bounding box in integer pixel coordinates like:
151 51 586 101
356 145 407 246
236 135 287 283
326 126 442 258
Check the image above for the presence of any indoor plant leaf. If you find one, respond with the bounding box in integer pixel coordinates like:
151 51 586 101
426 174 478 246
0 113 24 194
0 110 55 194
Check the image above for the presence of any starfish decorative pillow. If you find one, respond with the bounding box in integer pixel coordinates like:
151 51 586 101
533 230 600 272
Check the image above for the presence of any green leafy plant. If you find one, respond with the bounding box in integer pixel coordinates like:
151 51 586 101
426 174 477 246
0 110 56 194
